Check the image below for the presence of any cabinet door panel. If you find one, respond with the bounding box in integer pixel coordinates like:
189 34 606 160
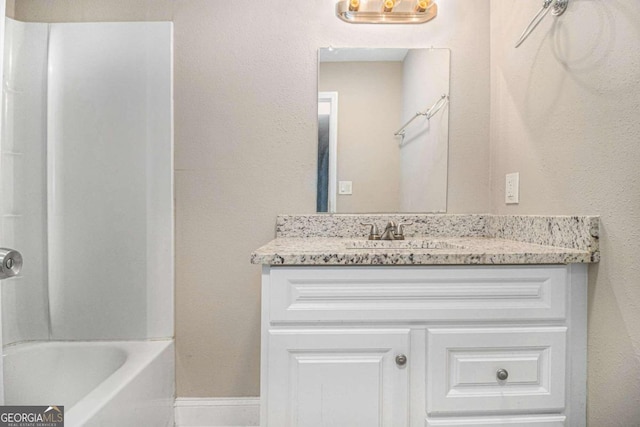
267 329 410 427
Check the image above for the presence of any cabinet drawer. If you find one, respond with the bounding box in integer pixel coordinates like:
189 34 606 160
425 415 566 426
427 327 566 415
268 266 567 322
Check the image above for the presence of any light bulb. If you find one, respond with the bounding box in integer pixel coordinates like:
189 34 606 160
349 0 360 11
383 0 395 12
415 0 430 12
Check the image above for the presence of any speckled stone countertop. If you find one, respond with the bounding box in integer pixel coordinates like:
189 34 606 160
251 214 600 266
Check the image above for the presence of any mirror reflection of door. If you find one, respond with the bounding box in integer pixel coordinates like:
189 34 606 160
317 92 338 213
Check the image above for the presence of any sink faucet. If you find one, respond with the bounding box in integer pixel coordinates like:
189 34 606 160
381 221 413 240
362 221 413 240
381 221 398 240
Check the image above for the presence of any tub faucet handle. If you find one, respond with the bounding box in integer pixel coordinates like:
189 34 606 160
0 248 22 280
361 223 381 240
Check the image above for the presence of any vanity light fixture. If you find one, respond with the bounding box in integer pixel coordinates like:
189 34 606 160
336 0 438 24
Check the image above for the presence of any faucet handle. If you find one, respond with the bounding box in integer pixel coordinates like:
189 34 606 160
395 222 413 240
361 223 381 240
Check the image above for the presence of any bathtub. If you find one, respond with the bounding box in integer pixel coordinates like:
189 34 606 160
3 340 174 427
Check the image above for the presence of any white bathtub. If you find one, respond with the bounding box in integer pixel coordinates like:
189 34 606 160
3 340 174 427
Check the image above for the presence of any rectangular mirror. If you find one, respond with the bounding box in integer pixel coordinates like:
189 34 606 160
317 47 450 213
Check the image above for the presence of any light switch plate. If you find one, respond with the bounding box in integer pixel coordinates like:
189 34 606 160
505 172 519 204
338 181 353 195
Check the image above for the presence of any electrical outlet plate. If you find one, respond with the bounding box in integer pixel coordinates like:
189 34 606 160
505 172 519 204
338 181 353 195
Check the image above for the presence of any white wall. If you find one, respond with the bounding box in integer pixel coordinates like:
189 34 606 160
490 0 640 424
11 0 492 398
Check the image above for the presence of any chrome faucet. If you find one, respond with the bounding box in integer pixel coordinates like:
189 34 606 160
362 221 413 240
380 221 398 240
383 221 413 240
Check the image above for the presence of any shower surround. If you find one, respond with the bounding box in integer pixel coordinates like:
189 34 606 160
0 18 174 425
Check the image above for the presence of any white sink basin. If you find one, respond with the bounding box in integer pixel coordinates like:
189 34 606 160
345 239 465 250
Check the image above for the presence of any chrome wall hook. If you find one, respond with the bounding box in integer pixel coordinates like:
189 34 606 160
551 0 569 16
515 0 569 48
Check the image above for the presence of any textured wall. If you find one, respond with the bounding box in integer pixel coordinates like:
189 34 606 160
490 0 640 425
13 0 491 397
319 61 402 213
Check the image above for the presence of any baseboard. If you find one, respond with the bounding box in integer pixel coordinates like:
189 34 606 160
174 397 260 427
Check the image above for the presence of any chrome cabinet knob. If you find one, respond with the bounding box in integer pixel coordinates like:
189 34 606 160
496 368 509 381
395 354 407 367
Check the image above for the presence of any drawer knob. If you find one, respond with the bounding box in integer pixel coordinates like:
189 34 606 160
395 354 407 367
496 368 509 381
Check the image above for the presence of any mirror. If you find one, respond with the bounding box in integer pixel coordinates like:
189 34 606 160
317 48 450 213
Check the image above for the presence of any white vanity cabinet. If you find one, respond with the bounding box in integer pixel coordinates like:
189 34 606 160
260 264 587 427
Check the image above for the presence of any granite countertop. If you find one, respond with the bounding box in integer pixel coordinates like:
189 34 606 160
251 236 594 265
251 214 600 266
